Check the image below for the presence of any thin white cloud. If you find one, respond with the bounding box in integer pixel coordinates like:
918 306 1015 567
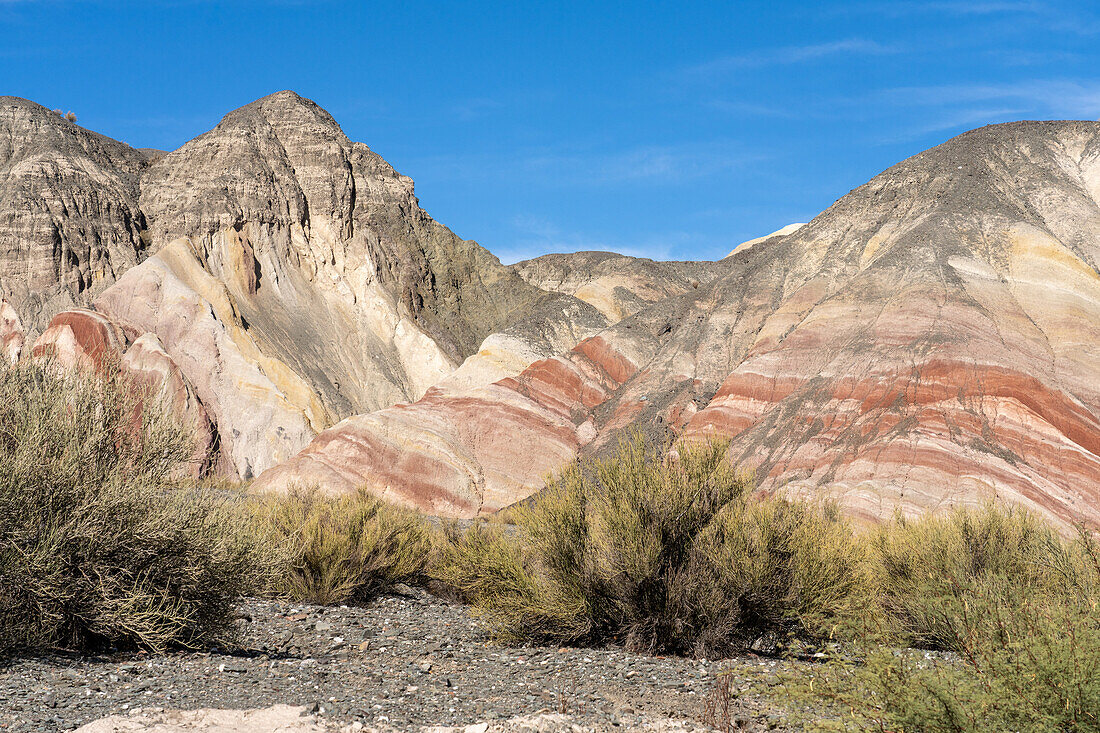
847 0 1043 14
684 39 897 79
523 142 756 184
879 80 1100 119
873 107 1029 145
449 97 503 122
406 140 761 187
833 0 1100 33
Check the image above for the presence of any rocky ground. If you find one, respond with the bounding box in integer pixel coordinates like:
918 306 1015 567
0 588 818 732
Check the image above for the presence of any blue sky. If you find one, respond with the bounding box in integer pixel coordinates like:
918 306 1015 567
2 1 1099 263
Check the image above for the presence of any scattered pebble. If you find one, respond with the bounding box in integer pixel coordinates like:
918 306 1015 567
0 591 807 731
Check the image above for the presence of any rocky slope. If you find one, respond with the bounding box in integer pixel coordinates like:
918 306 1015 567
512 251 725 323
259 121 1100 529
5 92 1098 527
0 97 151 336
1 92 618 478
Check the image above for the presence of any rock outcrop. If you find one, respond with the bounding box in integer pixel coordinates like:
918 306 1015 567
2 92 594 478
0 298 23 364
0 97 150 336
96 91 566 476
120 333 216 478
512 251 724 323
30 308 125 372
7 90 1099 528
254 332 648 514
259 121 1100 530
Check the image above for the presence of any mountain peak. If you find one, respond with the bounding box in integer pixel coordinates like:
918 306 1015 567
211 90 343 138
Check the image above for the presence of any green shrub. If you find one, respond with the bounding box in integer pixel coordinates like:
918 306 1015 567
786 509 1100 732
0 362 268 654
252 486 432 605
868 503 1073 649
434 434 866 657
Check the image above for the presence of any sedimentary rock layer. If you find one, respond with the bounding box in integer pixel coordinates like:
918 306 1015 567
512 251 725 323
260 121 1100 531
255 332 653 515
1 92 614 478
0 97 150 335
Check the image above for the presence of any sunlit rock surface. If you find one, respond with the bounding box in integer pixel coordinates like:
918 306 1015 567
512 251 724 323
5 91 1099 529
0 97 150 337
3 91 583 478
0 298 23 364
30 308 125 372
262 121 1100 530
120 333 216 478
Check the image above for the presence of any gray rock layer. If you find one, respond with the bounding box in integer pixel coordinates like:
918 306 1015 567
0 97 150 335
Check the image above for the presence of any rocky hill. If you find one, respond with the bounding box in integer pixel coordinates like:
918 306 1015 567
0 97 150 334
4 93 1098 528
257 121 1100 530
512 251 726 323
0 93 641 478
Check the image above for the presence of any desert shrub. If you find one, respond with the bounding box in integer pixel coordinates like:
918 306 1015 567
434 434 866 657
785 509 1100 732
63 111 77 123
0 362 268 654
252 486 432 605
867 503 1073 649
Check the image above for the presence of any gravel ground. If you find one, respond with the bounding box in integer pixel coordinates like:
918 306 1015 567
0 588 815 732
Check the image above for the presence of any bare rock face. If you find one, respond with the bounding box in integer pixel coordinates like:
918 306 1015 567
8 90 1099 528
2 91 599 480
95 238 324 479
121 333 216 478
260 121 1100 530
135 91 546 411
0 298 23 364
253 330 655 516
512 251 724 323
628 120 1100 531
91 91 554 477
30 308 125 372
0 97 149 336
435 292 612 394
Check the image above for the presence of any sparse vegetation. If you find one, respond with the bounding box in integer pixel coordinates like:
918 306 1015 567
785 507 1100 732
4 354 1095 732
251 486 433 605
434 434 866 657
0 362 269 654
867 503 1076 649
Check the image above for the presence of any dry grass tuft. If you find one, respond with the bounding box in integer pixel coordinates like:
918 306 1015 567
251 486 433 605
